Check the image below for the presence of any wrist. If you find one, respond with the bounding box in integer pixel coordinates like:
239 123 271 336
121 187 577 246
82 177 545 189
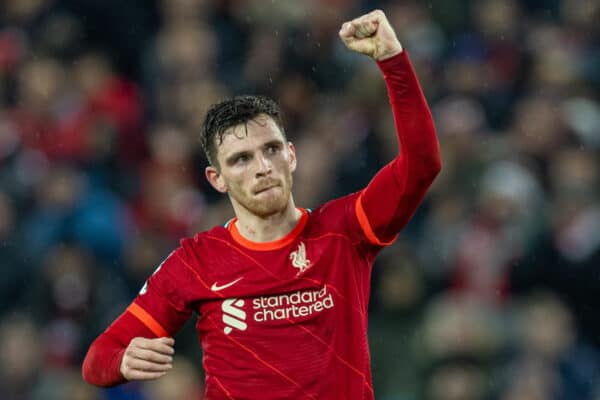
376 45 403 61
115 348 128 381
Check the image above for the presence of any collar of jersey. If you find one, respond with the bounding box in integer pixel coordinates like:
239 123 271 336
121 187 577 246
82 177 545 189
227 208 309 251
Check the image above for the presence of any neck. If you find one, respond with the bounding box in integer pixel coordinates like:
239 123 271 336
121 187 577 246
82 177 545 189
232 199 302 243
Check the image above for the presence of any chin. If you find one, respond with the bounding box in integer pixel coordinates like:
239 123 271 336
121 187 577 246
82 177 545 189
249 200 287 217
246 191 290 217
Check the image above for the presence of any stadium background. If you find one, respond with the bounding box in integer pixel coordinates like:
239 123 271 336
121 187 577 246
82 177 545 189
0 0 599 399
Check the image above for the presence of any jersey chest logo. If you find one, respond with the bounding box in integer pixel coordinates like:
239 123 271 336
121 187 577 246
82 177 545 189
211 277 243 292
289 242 311 275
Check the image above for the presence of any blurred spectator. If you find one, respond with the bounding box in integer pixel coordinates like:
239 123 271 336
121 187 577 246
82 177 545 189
0 314 42 399
496 292 600 399
418 293 504 400
0 191 29 314
451 160 545 304
144 356 204 400
369 243 427 399
20 164 130 265
511 148 600 346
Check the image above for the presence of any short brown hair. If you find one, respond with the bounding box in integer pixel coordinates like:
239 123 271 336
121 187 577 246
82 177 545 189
200 95 285 167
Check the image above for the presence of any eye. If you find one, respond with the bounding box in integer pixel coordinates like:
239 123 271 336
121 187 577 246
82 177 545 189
266 144 280 154
235 154 250 164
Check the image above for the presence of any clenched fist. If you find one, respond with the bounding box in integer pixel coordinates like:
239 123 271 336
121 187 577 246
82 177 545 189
339 9 403 61
120 336 175 381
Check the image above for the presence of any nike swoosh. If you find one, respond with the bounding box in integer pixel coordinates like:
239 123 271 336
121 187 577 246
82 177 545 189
211 277 244 292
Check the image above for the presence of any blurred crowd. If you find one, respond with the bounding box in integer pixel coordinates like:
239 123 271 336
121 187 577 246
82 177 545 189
0 0 599 399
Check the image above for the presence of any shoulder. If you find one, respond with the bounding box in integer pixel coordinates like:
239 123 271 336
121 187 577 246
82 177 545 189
306 191 362 234
183 224 230 245
177 224 232 260
310 191 360 220
143 224 238 299
144 225 231 290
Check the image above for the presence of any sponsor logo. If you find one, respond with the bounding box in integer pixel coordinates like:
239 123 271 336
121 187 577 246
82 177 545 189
211 277 243 292
253 286 334 322
220 286 335 334
221 298 247 335
289 242 311 274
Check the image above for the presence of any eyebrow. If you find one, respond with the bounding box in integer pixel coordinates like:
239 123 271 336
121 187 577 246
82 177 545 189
223 139 285 166
225 150 251 166
262 139 284 149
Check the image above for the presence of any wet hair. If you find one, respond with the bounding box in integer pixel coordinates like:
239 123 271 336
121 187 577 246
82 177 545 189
200 95 285 167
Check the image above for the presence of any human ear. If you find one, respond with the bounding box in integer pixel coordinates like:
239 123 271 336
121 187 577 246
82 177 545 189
205 166 228 193
288 142 297 173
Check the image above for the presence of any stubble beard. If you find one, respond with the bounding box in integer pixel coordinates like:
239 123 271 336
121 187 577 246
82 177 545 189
233 173 294 218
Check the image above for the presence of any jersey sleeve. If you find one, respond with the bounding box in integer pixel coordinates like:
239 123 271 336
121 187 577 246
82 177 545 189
355 51 441 246
82 242 199 387
129 247 195 336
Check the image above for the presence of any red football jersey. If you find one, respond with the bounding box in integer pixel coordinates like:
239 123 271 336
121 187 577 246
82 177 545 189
82 51 442 399
131 192 383 399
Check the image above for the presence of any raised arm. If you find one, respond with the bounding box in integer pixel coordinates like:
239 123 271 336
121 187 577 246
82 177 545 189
340 9 442 245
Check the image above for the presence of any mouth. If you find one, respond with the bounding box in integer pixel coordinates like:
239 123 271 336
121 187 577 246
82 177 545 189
254 186 278 194
253 181 280 194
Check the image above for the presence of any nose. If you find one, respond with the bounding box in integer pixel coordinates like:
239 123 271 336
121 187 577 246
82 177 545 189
255 152 272 177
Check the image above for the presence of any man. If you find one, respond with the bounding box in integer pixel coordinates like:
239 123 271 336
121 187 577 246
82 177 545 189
82 9 441 399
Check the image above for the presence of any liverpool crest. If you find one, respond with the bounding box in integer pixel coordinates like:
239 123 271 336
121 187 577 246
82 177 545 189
289 242 311 274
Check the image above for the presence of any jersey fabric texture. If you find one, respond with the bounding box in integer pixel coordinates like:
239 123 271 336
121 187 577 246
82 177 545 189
82 51 441 400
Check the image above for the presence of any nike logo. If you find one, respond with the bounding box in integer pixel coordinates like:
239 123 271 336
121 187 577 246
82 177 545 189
211 277 244 292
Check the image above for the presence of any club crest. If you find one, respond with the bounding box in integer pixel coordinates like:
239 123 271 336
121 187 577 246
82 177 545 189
290 242 311 274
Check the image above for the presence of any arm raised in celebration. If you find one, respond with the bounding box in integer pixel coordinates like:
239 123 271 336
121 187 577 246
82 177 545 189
340 10 442 245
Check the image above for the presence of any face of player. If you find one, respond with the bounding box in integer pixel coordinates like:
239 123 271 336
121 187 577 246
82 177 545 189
206 114 297 218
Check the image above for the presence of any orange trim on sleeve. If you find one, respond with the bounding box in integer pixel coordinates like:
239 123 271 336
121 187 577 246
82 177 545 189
355 193 397 246
127 303 169 337
228 208 309 251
